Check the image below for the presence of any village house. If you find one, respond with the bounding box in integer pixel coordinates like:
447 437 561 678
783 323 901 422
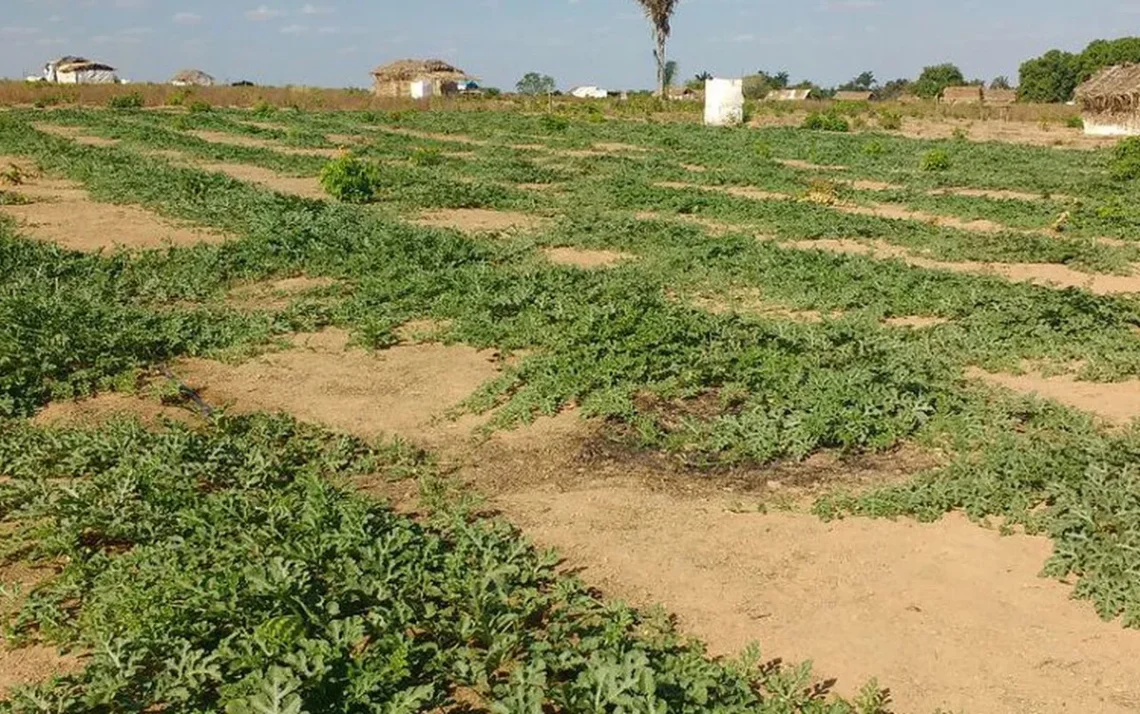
43 56 119 84
371 59 474 99
170 69 216 87
1076 63 1140 136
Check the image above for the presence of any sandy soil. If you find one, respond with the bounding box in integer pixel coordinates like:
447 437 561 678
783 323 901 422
412 208 548 234
783 238 1140 295
0 563 86 700
898 117 1118 150
226 275 339 311
543 246 633 268
970 367 1140 423
32 392 199 428
174 328 500 450
0 155 229 251
195 162 325 199
32 123 119 147
777 158 847 171
187 130 341 158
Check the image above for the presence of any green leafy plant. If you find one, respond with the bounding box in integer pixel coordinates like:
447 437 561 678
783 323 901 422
188 99 213 114
921 149 951 171
877 111 902 130
1066 115 1085 129
409 146 443 167
320 153 380 202
107 92 144 110
803 112 850 132
1109 136 1140 181
538 114 570 132
862 139 885 156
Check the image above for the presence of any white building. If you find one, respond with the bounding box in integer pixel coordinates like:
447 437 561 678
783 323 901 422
44 57 119 84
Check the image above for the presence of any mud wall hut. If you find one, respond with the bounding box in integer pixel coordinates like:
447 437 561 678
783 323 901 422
982 88 1017 106
1076 63 1140 137
371 59 472 98
833 91 873 102
940 86 983 105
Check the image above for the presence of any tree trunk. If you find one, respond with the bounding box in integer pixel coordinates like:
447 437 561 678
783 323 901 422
656 31 667 98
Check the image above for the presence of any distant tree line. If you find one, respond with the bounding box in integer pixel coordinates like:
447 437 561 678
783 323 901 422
1019 37 1140 103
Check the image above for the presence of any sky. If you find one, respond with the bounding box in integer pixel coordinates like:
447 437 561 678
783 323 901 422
1 0 1139 90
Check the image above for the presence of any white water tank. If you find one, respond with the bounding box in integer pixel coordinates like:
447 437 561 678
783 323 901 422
704 78 744 127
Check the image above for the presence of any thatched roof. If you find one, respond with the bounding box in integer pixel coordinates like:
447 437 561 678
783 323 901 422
1077 63 1140 114
51 56 115 73
941 86 983 104
766 88 812 101
834 91 872 102
170 69 215 85
371 58 471 82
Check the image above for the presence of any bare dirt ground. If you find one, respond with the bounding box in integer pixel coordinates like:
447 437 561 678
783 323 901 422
543 246 633 268
195 161 325 199
783 238 1140 295
186 130 342 158
174 329 500 451
0 155 229 251
32 123 119 147
226 275 339 311
970 367 1140 423
27 324 1140 713
898 117 1117 150
412 208 549 234
32 392 197 428
0 562 86 700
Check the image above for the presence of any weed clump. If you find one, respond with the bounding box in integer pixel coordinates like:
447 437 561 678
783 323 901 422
108 92 143 110
409 146 443 167
1066 115 1085 130
187 99 212 114
1109 137 1140 181
803 112 850 132
878 111 902 130
539 114 570 132
921 149 951 172
862 140 885 156
320 153 379 203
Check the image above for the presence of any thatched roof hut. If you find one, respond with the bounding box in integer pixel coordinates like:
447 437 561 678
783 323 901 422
941 86 983 105
1076 63 1140 136
766 88 812 102
371 58 473 98
170 69 215 87
833 91 872 102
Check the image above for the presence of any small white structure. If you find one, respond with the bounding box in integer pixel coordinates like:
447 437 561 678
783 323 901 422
766 88 812 102
704 78 744 126
570 85 608 99
44 56 119 84
410 79 434 99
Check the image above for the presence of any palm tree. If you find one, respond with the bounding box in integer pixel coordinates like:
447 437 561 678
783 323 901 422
635 0 681 97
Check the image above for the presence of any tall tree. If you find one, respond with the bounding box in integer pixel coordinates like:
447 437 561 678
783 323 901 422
515 72 556 96
912 63 966 98
990 76 1013 90
635 0 681 97
1018 50 1080 103
663 60 679 88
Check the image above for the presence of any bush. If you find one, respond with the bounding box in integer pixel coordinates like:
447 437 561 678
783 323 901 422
951 127 968 142
878 111 902 130
921 149 951 172
167 89 192 107
320 153 380 202
802 112 850 132
252 100 276 117
1066 115 1085 130
539 113 570 132
107 92 143 110
1109 137 1140 181
187 100 212 114
862 140 885 156
409 146 443 167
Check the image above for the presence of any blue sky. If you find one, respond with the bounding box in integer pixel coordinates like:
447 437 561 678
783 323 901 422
1 0 1138 90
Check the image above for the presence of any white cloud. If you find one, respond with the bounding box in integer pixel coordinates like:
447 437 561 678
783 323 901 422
245 5 282 20
300 3 333 14
280 23 307 33
173 12 202 24
0 26 40 36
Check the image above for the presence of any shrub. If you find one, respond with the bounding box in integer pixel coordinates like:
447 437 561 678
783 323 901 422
1066 115 1085 130
878 111 902 130
107 92 143 110
167 89 192 107
33 95 63 109
187 100 212 114
539 113 570 132
409 146 443 167
862 140 885 156
320 153 380 202
252 100 276 117
484 87 502 98
802 112 850 132
921 149 951 172
1109 137 1140 181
